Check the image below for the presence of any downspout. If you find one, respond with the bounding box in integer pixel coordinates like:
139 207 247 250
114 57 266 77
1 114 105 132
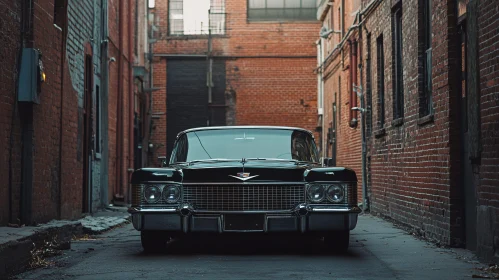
348 40 354 126
358 9 368 211
350 40 358 128
115 0 124 200
128 0 135 203
20 0 34 226
100 0 109 207
58 0 68 218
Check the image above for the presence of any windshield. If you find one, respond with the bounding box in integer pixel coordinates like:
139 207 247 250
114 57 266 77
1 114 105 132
170 128 319 164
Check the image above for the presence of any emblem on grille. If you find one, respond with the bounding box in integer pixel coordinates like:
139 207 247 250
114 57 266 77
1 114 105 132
229 172 259 181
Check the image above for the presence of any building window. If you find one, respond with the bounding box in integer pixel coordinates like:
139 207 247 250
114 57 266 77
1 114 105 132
392 3 404 120
247 0 317 22
377 34 385 129
420 0 433 117
169 0 225 35
366 33 373 137
54 0 66 28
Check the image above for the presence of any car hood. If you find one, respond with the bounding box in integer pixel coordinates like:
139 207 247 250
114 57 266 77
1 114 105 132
131 162 357 184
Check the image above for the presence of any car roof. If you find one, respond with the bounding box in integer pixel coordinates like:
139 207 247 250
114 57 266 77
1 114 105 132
176 126 314 139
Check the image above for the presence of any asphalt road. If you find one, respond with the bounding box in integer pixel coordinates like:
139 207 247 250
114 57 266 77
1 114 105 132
15 215 483 280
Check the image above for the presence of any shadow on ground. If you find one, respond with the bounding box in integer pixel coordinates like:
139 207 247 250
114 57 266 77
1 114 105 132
133 234 364 259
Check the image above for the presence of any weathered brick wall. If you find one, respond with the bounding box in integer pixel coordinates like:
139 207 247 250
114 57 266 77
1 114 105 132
0 0 23 225
361 0 463 246
476 0 499 262
149 0 320 163
107 0 134 201
66 0 103 213
320 1 363 203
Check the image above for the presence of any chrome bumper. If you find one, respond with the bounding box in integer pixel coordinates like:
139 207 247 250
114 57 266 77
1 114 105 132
128 204 361 233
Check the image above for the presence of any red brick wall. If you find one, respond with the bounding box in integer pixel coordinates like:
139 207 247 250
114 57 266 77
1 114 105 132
0 0 85 224
320 1 363 203
360 0 464 246
0 0 23 225
107 0 135 202
149 0 320 164
477 0 499 262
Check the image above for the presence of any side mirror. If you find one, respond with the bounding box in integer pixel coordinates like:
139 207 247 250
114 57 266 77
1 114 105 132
158 156 167 167
322 158 335 167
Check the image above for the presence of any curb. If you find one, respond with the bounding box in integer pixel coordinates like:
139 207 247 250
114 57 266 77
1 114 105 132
0 214 131 279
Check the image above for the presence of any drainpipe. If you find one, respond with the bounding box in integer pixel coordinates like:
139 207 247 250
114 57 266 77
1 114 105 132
358 9 368 211
350 40 358 128
100 0 109 207
115 0 124 200
20 0 34 226
348 40 353 126
128 0 135 203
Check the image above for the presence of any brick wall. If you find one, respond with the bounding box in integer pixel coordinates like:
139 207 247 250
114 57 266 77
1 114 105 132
319 1 363 203
476 0 499 263
107 0 135 202
358 0 464 246
149 0 320 164
0 0 23 225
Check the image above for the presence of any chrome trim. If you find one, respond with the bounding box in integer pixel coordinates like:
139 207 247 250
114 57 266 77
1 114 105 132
182 182 306 185
177 125 314 138
128 206 361 214
309 206 361 213
128 207 177 214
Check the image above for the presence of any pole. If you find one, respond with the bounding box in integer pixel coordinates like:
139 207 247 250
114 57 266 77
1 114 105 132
207 9 213 126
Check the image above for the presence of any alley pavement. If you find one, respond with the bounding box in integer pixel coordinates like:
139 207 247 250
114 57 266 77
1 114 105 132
12 214 489 280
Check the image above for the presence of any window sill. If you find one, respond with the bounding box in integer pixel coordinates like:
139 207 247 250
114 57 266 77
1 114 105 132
391 117 404 127
374 128 386 138
418 114 434 126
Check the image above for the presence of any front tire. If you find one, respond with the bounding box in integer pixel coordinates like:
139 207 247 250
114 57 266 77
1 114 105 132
141 231 169 253
324 230 350 253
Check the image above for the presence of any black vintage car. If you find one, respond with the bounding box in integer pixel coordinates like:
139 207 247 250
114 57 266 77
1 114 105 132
129 126 360 252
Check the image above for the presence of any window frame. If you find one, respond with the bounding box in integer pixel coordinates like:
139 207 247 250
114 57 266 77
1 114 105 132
168 0 226 36
419 0 433 117
392 3 404 120
376 34 385 130
247 0 318 22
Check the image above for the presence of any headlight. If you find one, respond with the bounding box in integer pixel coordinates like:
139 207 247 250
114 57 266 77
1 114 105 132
144 185 161 203
327 184 345 203
163 185 180 203
308 185 325 203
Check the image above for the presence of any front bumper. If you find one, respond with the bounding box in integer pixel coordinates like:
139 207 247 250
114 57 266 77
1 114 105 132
128 204 361 233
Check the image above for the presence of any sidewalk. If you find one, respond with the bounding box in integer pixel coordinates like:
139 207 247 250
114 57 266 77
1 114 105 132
0 207 131 278
354 214 495 279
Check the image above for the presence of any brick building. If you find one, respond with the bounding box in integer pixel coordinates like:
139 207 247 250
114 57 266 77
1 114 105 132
0 0 148 226
317 0 499 262
315 0 363 204
147 0 320 164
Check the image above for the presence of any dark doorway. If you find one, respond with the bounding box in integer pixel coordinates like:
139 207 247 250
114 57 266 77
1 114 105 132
458 19 476 250
82 55 93 213
166 59 226 158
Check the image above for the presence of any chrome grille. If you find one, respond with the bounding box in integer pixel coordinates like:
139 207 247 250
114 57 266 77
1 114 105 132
183 184 305 211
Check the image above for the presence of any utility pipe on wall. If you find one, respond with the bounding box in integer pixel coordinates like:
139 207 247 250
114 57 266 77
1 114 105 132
128 0 135 203
351 40 358 128
115 0 124 200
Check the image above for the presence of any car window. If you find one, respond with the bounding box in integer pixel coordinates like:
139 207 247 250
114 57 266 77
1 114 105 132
171 128 318 163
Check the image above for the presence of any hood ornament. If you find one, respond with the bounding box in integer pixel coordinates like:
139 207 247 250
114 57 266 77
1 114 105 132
229 158 259 181
229 172 259 181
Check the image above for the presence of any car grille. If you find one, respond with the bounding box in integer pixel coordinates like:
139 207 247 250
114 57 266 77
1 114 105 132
183 184 305 211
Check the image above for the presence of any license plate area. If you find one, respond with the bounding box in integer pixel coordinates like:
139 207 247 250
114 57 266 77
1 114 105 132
224 214 264 231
